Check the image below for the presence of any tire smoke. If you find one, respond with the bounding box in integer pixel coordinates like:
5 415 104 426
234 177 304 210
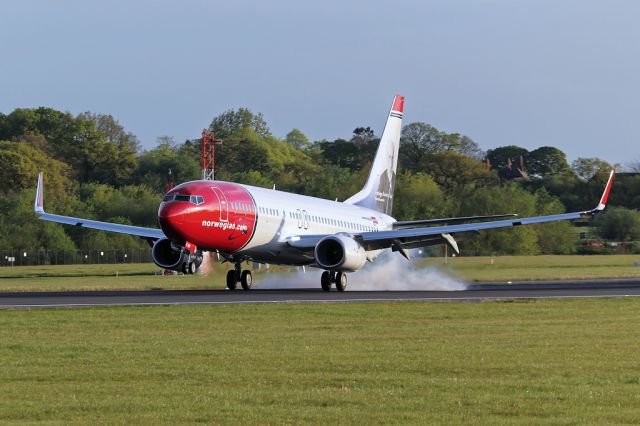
197 251 216 276
253 250 467 291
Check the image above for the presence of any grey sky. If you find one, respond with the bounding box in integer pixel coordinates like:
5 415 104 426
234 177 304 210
1 0 638 164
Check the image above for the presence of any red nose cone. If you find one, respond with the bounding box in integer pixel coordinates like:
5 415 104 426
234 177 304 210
158 202 186 240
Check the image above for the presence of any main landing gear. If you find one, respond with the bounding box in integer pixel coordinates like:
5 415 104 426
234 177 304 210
226 262 252 291
321 271 347 292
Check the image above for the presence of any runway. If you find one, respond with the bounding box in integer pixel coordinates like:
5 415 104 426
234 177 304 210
1 279 640 308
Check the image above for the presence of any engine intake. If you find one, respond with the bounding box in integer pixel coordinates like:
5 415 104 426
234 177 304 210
314 233 367 272
152 238 202 272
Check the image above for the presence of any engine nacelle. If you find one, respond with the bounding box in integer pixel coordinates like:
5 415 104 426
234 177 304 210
151 238 202 272
314 233 367 272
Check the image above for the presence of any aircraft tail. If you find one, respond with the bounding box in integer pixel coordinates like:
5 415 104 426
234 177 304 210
344 95 403 216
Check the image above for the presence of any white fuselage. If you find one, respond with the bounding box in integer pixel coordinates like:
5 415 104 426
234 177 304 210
239 184 394 264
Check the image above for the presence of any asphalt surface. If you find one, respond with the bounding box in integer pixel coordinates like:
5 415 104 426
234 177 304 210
1 279 640 308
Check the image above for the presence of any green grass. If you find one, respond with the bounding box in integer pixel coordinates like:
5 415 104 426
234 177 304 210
421 255 640 282
0 255 639 292
1 299 640 424
0 263 159 278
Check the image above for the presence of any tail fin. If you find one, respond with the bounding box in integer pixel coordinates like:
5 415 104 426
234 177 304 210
344 95 403 216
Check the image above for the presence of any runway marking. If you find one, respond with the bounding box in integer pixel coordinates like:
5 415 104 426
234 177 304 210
2 293 639 309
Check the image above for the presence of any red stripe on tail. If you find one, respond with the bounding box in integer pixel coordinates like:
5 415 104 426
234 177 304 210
392 95 404 113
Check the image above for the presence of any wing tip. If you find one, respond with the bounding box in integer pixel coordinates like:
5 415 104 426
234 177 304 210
34 171 44 214
595 169 615 212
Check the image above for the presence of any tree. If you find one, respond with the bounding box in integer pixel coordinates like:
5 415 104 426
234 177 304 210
532 189 576 254
134 137 200 191
393 173 446 220
78 112 140 152
78 183 161 228
486 145 529 170
400 122 483 172
419 152 498 193
400 123 444 172
454 184 540 255
0 141 73 200
209 108 271 139
526 146 571 177
351 127 375 144
571 157 613 180
0 191 77 251
318 139 361 170
285 128 310 149
594 207 640 241
0 107 139 186
302 165 360 201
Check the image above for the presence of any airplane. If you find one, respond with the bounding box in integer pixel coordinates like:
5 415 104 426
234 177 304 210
34 95 616 291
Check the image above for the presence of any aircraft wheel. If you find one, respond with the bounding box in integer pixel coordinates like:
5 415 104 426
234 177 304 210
188 262 197 275
226 270 237 290
321 271 331 291
241 270 253 290
335 272 347 292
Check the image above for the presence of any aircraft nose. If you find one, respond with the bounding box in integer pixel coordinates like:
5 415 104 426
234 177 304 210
158 202 186 238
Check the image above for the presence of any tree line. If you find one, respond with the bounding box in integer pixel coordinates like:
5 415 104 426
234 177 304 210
1 106 639 257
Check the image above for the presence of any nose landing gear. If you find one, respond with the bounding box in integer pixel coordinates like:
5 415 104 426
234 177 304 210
321 271 347 292
226 261 252 290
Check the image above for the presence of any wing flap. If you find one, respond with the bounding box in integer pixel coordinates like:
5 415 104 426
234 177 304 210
392 214 517 229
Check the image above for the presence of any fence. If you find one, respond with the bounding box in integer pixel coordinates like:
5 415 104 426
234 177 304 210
1 249 152 266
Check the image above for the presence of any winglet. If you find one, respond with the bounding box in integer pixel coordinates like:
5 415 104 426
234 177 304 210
595 169 615 211
34 172 44 214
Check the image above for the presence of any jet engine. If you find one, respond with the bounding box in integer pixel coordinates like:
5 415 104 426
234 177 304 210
314 233 367 272
151 238 203 273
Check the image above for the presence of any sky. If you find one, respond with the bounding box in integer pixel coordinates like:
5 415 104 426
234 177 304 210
1 0 639 165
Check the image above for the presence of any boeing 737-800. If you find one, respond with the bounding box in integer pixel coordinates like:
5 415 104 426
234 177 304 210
34 96 615 291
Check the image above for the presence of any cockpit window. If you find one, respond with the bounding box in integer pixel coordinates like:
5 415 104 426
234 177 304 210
164 194 205 205
190 195 205 205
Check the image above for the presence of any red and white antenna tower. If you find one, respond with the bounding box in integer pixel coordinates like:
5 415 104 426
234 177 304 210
201 129 222 180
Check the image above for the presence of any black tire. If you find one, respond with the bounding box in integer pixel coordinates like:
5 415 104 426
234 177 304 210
321 271 331 291
241 270 253 290
188 262 197 275
335 272 347 292
226 270 237 290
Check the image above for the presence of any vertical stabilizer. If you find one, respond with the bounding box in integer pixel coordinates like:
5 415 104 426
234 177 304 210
344 95 403 215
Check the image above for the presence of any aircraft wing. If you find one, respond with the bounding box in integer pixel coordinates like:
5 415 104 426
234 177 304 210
392 213 517 229
288 170 615 256
34 172 166 240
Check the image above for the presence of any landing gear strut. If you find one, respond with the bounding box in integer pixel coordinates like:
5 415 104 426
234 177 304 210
226 262 252 291
320 271 347 292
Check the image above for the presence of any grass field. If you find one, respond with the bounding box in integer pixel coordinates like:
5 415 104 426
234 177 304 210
1 255 639 292
1 299 639 423
423 254 640 282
